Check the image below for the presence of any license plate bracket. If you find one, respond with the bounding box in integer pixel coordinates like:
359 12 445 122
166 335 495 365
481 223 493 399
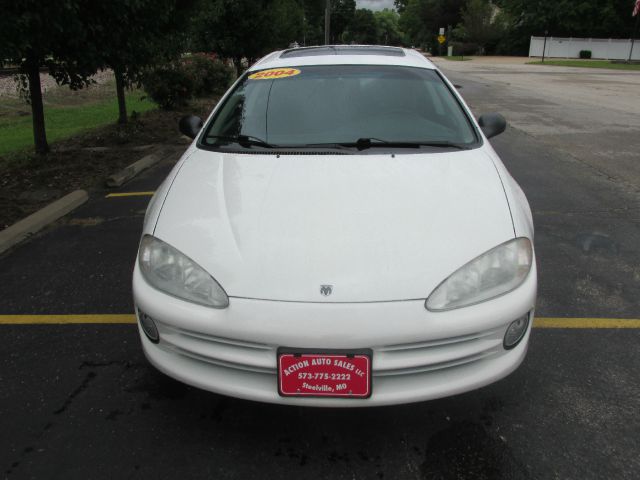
277 348 372 398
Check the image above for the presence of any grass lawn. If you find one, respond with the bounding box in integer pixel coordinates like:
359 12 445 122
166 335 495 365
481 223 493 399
526 59 640 71
0 90 156 156
0 75 215 229
442 56 472 61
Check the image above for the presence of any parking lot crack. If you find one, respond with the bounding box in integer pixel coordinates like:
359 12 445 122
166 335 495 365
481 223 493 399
4 422 54 476
53 370 97 415
79 360 135 369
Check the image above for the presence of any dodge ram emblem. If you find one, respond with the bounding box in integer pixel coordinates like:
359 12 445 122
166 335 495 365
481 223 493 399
320 285 333 296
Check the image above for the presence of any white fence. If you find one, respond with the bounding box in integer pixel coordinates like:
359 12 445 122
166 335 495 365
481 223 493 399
529 36 640 61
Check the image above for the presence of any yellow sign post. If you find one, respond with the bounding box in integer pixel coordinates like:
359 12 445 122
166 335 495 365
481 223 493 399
437 35 446 45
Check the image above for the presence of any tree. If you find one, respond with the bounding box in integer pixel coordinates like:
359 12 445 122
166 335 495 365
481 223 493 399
400 0 434 47
344 8 378 44
90 0 196 124
0 0 198 154
399 0 466 49
0 0 101 154
453 0 503 53
267 0 307 50
299 0 326 46
331 0 357 43
374 8 405 46
496 0 639 54
394 0 410 13
191 0 304 75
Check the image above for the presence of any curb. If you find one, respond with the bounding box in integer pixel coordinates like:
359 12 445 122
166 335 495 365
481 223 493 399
106 153 161 187
1 147 173 255
0 190 89 255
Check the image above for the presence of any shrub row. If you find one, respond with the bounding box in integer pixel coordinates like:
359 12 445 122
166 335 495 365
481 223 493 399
142 54 235 109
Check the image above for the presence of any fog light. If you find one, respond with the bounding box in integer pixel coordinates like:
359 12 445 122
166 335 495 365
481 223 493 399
138 310 159 343
503 314 529 349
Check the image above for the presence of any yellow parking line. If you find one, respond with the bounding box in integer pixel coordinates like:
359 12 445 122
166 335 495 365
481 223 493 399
533 317 640 329
105 192 155 198
0 314 136 324
1 315 639 328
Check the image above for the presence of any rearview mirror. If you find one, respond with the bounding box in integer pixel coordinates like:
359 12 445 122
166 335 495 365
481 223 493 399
179 115 203 139
478 113 507 139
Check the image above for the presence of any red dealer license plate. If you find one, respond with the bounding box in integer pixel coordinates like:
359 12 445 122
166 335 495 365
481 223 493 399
278 351 371 398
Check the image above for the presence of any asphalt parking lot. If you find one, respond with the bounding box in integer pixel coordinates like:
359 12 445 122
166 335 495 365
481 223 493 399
2 59 639 479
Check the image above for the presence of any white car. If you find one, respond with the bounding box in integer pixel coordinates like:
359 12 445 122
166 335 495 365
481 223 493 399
133 46 536 406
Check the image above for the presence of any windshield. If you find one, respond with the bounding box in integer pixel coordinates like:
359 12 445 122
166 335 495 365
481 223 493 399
201 65 478 150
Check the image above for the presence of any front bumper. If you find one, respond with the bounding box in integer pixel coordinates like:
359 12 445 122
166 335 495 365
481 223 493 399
132 263 537 407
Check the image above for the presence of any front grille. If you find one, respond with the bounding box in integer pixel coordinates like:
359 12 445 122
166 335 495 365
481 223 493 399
373 327 504 377
156 322 276 374
155 322 504 378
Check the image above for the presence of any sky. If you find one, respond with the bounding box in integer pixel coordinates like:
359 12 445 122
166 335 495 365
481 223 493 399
355 0 396 11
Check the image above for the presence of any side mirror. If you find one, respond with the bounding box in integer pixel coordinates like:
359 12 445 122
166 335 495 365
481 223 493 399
179 115 203 139
478 113 507 139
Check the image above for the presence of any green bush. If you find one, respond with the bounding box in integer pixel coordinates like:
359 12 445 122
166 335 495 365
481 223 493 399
579 50 592 59
142 64 194 110
184 53 235 97
142 55 235 109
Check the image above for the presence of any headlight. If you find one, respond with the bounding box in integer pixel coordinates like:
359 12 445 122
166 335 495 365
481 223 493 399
426 238 533 311
138 235 229 308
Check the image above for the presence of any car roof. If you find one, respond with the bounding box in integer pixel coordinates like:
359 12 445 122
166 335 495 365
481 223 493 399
250 45 436 71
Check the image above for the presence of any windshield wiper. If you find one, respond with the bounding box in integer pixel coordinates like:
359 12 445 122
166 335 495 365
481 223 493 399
208 134 277 149
302 143 359 151
350 138 469 151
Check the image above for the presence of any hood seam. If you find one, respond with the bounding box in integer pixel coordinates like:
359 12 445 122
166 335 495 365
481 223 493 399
484 151 517 238
152 149 196 236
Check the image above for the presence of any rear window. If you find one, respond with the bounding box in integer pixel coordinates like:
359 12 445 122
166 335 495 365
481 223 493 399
201 65 478 150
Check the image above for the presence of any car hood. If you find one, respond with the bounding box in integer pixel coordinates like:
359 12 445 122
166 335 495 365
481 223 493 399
153 148 514 302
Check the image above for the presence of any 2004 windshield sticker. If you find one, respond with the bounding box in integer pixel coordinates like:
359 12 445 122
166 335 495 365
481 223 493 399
248 68 301 80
